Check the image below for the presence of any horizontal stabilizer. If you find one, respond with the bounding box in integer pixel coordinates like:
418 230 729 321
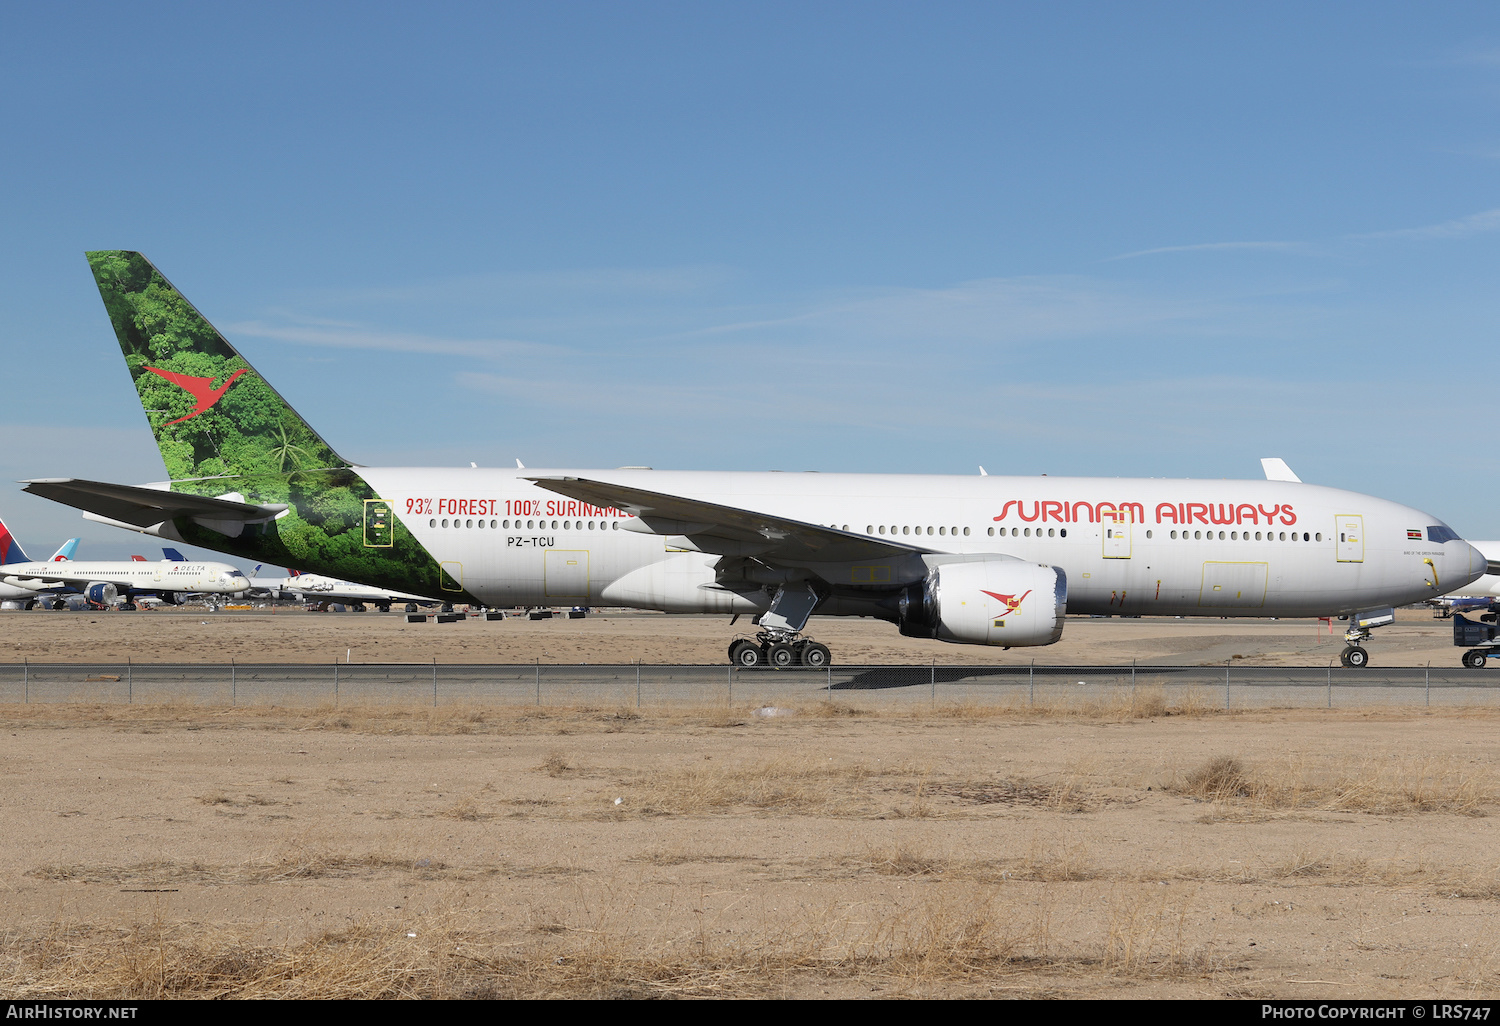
525 475 933 563
20 478 287 529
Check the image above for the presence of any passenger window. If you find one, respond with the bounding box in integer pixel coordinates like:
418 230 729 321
1024 528 1031 537
987 527 993 536
963 527 970 536
1146 530 1153 539
939 527 946 536
879 526 886 535
1060 529 1067 538
442 519 449 528
1170 530 1176 539
1047 528 1054 537
429 518 436 528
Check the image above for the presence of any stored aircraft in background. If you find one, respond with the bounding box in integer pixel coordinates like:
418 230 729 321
0 515 249 610
20 251 1495 666
1430 541 1500 617
237 562 440 612
0 520 82 607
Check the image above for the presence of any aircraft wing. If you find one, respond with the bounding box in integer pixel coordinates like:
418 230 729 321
19 478 287 528
524 476 934 562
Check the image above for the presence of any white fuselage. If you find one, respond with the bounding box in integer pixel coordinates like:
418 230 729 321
256 573 437 605
1440 541 1500 601
362 468 1485 619
0 560 250 596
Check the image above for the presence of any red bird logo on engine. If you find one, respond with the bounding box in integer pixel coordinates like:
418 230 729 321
144 367 248 424
981 589 1032 617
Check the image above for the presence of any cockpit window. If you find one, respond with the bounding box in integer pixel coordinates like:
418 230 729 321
1428 526 1461 544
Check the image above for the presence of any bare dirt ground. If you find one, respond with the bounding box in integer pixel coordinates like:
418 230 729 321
3 609 1498 1000
4 700 1500 999
0 605 1470 667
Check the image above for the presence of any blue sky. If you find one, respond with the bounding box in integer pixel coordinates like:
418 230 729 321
3 2 1500 560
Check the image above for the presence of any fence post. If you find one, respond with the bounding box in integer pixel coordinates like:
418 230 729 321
128 657 132 705
535 659 540 706
727 664 732 707
1131 658 1136 699
1425 661 1430 708
1327 659 1332 709
433 661 438 708
826 663 831 694
931 660 935 706
1224 659 1229 710
334 659 339 707
23 657 27 705
1029 660 1034 707
636 660 641 709
231 657 236 707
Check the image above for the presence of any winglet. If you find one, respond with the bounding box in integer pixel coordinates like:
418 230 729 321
0 519 30 565
1260 458 1302 483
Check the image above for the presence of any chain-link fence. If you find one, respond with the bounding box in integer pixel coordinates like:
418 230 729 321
0 661 1494 709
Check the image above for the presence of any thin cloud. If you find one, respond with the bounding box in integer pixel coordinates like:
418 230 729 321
1350 207 1500 241
1109 241 1303 261
227 318 556 359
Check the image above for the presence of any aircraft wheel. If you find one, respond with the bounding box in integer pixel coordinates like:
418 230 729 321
405 603 417 613
768 642 798 669
23 600 35 610
800 642 831 668
120 602 137 611
377 603 391 613
1464 650 1488 669
1340 645 1369 668
51 600 66 610
731 641 763 668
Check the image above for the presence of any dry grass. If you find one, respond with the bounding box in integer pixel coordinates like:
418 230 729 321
0 887 1231 999
0 686 1347 737
26 849 450 887
1171 754 1496 816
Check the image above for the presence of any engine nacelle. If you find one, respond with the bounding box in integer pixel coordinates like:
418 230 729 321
157 591 183 605
84 582 119 606
898 559 1066 647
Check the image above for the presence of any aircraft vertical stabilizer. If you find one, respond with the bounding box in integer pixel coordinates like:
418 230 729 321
0 519 30 565
85 251 349 480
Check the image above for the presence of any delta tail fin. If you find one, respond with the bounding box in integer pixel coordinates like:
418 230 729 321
0 519 31 565
85 251 349 481
162 547 187 561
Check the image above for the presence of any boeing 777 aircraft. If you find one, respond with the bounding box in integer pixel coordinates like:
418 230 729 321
18 252 1494 666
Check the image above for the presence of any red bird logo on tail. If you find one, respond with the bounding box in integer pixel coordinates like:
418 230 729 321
144 367 247 424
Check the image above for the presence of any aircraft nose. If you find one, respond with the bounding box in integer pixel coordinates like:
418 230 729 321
1465 542 1491 582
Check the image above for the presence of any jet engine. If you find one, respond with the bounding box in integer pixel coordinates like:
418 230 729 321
84 582 119 606
898 559 1066 647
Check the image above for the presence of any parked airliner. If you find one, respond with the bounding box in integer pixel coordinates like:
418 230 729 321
19 252 1492 666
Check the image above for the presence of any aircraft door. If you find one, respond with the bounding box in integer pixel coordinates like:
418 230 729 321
545 550 590 598
1103 511 1132 559
1335 515 1364 563
440 561 464 592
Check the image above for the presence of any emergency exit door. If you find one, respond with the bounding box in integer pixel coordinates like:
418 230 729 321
1103 512 1132 559
1335 515 1364 563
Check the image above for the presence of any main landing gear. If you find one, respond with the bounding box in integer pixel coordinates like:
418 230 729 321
729 632 832 669
727 582 831 668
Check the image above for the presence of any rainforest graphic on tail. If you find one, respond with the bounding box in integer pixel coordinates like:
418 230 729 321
84 251 471 602
87 250 347 479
